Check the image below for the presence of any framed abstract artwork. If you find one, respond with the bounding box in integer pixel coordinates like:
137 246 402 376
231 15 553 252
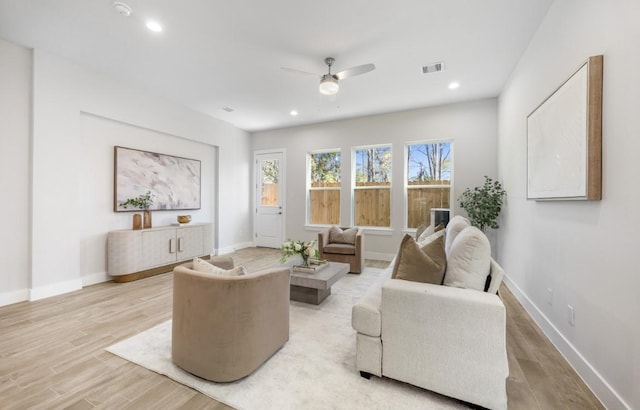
114 146 201 211
527 55 603 201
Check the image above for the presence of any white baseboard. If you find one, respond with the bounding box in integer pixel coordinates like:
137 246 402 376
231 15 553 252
216 241 255 255
82 271 110 287
29 278 83 301
364 251 395 262
502 274 629 410
0 288 29 307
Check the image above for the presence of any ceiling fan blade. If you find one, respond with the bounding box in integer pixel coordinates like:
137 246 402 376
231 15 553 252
280 67 321 77
335 63 375 80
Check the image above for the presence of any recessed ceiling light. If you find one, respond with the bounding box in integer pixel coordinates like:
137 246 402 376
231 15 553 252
290 110 299 116
448 82 460 90
146 21 163 32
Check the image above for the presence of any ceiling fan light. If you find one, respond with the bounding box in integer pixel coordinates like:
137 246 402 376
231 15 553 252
319 74 339 95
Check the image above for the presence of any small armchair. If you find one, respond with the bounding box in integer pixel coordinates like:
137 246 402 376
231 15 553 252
172 258 290 382
318 227 364 273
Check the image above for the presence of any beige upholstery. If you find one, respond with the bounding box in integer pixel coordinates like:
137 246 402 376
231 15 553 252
171 259 290 382
351 225 509 409
318 227 364 273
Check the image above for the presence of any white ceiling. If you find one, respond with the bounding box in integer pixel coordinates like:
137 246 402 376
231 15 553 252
0 0 553 132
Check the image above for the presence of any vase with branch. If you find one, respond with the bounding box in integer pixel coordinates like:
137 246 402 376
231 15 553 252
121 191 155 229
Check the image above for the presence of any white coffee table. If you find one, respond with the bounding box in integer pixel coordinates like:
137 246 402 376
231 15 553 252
288 261 349 305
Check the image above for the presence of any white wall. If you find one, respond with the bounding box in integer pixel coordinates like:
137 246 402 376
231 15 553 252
253 99 498 258
78 113 218 285
0 39 31 306
0 42 253 305
498 1 639 408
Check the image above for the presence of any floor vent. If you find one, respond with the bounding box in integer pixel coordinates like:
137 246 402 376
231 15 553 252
222 106 235 112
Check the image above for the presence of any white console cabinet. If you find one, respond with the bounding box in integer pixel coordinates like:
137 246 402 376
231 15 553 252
108 223 213 282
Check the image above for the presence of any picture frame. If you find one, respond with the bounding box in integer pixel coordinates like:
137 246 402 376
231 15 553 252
526 55 603 201
114 146 201 212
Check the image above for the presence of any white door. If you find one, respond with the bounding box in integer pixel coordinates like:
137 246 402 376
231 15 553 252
255 151 285 248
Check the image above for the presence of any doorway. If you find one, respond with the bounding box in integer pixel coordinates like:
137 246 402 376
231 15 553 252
254 150 285 248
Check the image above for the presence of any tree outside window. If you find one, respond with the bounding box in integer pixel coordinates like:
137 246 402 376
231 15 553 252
406 141 452 228
308 150 341 225
353 145 392 227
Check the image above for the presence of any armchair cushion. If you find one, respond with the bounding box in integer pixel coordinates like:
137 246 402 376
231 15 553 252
391 234 446 284
324 243 356 255
329 226 358 244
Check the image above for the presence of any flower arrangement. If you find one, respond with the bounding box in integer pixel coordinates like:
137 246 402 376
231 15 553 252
121 191 154 210
280 239 317 267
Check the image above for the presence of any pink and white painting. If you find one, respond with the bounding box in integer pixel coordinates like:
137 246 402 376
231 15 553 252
114 146 201 211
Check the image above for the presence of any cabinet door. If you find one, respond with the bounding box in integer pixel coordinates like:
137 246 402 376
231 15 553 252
142 229 177 267
177 226 203 260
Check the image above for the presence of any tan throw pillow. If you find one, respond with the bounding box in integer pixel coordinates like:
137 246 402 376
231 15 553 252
192 257 247 276
392 234 446 284
443 226 490 291
329 226 358 245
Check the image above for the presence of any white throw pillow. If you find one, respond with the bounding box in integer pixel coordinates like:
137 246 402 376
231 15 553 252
443 226 491 291
416 229 445 248
192 257 247 276
444 215 470 255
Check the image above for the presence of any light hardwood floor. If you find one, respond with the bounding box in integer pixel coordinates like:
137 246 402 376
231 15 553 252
0 247 603 409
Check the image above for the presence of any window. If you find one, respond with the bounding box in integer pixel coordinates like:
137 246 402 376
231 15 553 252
406 141 452 228
353 145 392 227
308 150 341 225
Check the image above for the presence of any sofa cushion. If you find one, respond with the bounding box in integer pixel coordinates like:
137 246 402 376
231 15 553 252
444 215 470 255
391 234 446 284
417 228 445 248
193 257 247 276
443 226 491 291
329 226 358 245
415 223 432 240
324 243 356 255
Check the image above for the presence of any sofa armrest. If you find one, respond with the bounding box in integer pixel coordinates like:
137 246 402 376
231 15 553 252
381 279 508 410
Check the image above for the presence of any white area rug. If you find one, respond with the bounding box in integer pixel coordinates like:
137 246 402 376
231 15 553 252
106 268 466 410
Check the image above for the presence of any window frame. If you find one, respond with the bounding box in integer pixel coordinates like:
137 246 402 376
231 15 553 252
403 139 454 231
306 148 342 227
351 143 393 229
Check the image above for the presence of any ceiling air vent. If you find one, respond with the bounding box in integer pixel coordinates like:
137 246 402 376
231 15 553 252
222 106 235 113
422 62 445 75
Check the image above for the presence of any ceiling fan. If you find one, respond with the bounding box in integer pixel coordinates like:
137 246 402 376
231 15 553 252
281 57 375 96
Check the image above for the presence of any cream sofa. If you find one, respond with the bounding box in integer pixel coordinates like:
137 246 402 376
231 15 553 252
351 217 509 409
172 257 290 382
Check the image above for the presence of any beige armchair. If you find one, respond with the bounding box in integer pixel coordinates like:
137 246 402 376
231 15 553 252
318 227 364 273
171 258 290 382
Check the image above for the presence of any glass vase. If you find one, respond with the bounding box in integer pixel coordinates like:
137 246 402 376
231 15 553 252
300 253 310 267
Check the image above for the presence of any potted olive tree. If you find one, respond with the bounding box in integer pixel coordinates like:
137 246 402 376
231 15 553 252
458 176 506 232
